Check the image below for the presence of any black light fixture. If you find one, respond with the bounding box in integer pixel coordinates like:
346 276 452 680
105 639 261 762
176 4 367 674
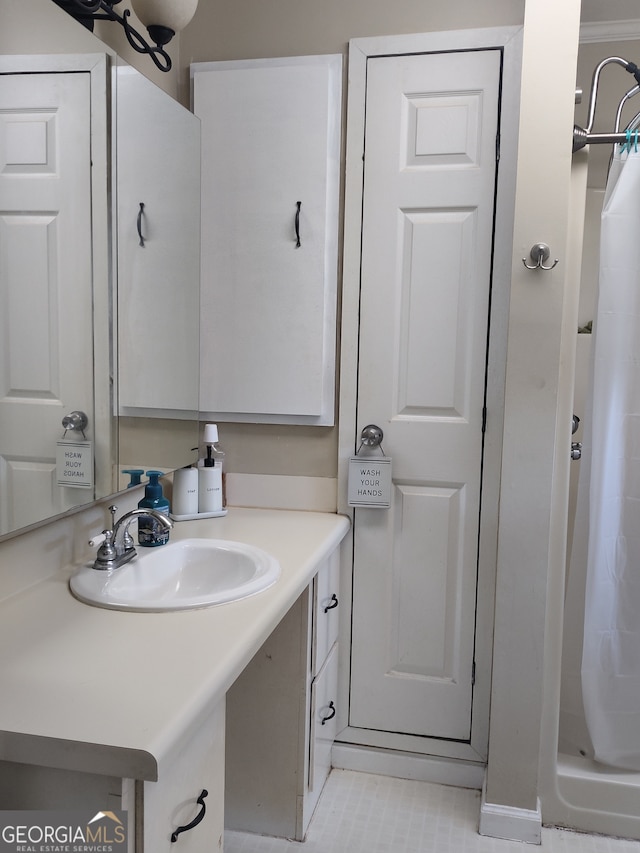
52 0 198 72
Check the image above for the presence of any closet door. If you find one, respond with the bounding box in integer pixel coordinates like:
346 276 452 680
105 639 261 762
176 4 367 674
350 48 501 742
193 55 341 425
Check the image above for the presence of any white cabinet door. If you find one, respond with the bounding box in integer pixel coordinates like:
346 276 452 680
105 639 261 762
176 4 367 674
141 701 225 853
116 65 200 418
193 55 341 425
308 643 339 801
312 549 340 676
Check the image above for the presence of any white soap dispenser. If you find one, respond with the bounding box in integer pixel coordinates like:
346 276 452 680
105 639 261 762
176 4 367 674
172 465 199 517
198 424 223 513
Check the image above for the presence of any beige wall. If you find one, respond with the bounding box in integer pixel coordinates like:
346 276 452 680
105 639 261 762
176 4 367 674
179 0 525 478
183 0 524 59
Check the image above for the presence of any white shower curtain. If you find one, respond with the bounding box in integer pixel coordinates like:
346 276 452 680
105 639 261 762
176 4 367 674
579 145 640 770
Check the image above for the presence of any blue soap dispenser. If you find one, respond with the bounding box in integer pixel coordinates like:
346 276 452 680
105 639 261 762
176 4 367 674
123 468 144 488
137 470 170 546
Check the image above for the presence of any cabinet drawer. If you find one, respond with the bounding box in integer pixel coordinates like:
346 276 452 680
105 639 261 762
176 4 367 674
313 549 340 675
308 642 339 809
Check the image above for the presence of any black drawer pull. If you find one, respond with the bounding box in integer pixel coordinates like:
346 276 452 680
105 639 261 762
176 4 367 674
321 700 336 726
171 789 208 842
323 593 338 613
295 200 302 247
137 202 145 247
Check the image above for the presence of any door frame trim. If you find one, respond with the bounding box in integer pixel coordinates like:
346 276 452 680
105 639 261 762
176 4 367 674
336 26 524 764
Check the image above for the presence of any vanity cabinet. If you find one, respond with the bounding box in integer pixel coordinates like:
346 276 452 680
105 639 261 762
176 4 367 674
0 510 349 852
225 547 341 839
192 55 342 426
0 701 225 853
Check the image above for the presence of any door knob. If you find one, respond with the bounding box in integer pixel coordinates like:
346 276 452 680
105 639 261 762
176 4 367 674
360 424 383 447
61 410 89 437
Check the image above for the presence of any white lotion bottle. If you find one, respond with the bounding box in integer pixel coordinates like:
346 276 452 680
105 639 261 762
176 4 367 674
172 466 199 516
198 425 223 513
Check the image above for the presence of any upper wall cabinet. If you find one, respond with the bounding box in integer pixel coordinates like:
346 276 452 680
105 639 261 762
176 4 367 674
192 55 342 426
117 64 201 418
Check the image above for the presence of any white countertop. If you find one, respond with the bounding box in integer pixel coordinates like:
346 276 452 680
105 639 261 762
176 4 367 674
0 508 349 782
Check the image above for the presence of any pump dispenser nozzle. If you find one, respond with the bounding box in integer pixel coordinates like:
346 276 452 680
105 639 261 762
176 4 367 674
203 423 219 444
198 424 224 512
123 468 144 488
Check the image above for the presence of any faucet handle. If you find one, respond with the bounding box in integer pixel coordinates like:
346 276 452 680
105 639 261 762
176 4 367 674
92 529 118 569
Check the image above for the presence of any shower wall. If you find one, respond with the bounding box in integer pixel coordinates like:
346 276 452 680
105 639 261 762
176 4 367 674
544 34 640 842
560 33 640 762
559 187 602 759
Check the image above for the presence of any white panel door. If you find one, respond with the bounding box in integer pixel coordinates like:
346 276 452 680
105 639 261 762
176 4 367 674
350 50 501 740
0 72 93 534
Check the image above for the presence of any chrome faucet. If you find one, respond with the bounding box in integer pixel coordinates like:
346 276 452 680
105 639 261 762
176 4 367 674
91 504 173 570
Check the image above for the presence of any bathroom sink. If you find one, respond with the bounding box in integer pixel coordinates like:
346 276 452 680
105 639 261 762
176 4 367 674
69 538 281 612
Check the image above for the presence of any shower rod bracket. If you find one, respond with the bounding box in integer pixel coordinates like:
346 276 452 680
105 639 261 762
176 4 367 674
522 243 559 271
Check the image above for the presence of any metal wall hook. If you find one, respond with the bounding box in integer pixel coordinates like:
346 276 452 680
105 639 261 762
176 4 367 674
522 243 559 271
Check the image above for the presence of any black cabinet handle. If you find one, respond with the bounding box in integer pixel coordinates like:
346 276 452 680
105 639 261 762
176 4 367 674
321 701 336 726
323 593 338 613
171 789 208 842
295 200 301 247
137 202 145 247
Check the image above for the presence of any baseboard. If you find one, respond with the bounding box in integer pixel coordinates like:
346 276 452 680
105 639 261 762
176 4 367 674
479 778 542 844
331 742 485 790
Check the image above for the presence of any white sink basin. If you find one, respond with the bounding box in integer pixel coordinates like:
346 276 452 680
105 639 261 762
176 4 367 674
69 538 281 612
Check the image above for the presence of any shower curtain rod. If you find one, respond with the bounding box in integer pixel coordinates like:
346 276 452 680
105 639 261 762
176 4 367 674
572 56 640 152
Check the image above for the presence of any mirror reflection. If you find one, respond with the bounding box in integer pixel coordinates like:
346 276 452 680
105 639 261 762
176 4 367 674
116 62 200 482
0 7 200 539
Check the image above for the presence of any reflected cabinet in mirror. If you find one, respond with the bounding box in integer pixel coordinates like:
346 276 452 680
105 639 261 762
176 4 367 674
0 1 200 539
116 62 201 481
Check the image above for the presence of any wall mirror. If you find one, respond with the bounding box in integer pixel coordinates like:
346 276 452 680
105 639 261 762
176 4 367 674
0 3 200 540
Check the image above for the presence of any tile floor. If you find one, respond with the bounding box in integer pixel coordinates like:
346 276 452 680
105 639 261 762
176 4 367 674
225 769 640 853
